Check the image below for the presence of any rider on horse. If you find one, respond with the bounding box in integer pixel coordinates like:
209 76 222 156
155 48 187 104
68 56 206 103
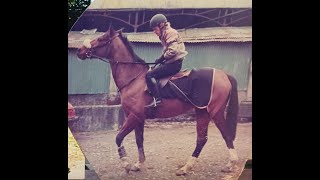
145 14 188 108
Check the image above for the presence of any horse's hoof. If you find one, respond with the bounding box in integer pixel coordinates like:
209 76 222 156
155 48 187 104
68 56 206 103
131 165 140 172
221 166 233 173
175 169 186 176
177 164 184 169
124 164 132 173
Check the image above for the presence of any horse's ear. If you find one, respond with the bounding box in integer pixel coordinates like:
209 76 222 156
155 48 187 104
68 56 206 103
107 22 112 31
109 25 116 36
116 28 124 36
106 22 114 33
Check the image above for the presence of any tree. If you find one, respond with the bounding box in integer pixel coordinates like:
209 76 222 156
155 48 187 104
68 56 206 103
68 0 91 31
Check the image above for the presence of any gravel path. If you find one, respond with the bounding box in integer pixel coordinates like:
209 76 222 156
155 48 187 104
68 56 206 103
73 121 252 180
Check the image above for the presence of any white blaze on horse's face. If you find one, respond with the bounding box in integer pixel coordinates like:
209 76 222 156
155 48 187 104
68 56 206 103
83 39 92 49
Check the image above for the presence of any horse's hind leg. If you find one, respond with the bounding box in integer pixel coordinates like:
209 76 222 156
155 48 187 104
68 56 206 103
212 107 239 172
176 108 210 176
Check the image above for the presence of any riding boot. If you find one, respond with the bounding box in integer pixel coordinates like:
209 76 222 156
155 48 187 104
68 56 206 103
153 81 162 104
145 78 162 108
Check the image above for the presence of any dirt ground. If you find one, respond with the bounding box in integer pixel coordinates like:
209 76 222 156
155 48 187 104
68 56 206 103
73 121 252 180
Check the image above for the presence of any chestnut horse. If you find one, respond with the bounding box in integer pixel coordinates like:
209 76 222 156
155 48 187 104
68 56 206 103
77 25 239 175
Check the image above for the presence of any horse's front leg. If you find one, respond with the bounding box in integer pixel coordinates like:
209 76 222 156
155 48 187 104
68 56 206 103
131 120 145 171
116 113 140 173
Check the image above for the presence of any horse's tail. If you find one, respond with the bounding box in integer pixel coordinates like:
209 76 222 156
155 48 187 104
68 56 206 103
226 74 239 141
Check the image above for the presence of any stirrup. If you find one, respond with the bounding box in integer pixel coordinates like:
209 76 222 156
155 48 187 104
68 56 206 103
145 97 162 108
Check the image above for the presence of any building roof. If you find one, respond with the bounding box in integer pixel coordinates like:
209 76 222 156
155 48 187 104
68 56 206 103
88 0 252 9
68 26 252 48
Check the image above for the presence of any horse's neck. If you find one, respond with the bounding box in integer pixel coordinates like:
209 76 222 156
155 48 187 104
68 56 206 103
109 44 147 91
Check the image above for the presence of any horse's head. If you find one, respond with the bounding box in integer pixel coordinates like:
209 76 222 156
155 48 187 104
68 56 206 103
77 25 123 60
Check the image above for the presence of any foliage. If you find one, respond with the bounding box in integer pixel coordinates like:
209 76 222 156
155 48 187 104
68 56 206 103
68 0 91 31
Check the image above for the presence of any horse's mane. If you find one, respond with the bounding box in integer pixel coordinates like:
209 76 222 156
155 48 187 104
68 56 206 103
118 32 147 64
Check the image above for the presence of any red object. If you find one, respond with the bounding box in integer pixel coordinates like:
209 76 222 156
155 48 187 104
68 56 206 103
68 102 76 120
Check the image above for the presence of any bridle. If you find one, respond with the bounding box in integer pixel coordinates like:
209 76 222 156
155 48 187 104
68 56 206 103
85 33 119 61
83 33 157 93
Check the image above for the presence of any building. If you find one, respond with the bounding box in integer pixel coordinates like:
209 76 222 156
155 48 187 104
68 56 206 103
68 0 252 124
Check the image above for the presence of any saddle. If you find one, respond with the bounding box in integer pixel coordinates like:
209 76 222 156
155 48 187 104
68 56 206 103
144 69 191 92
144 67 215 110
